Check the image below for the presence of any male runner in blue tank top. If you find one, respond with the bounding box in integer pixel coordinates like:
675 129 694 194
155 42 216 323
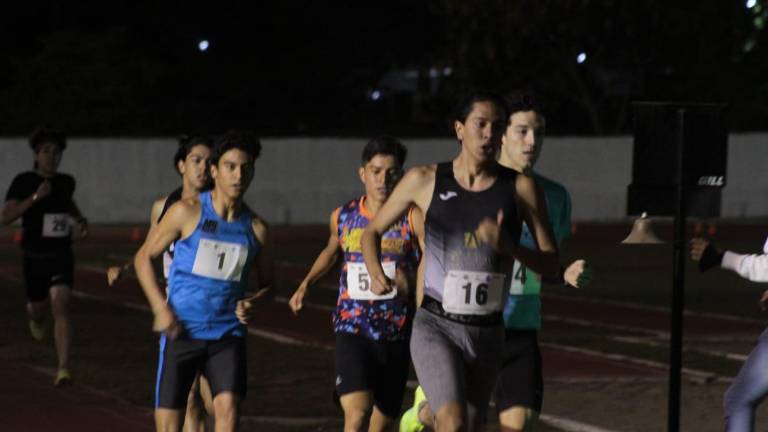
108 135 215 432
134 130 273 432
493 94 591 432
288 136 422 432
362 92 560 432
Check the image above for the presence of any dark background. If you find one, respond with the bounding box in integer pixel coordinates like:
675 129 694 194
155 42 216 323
1 0 766 136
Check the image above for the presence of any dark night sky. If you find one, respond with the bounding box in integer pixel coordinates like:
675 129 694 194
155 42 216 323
1 1 766 135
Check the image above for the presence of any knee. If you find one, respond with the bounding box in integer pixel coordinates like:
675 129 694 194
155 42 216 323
212 393 238 425
50 287 70 319
724 384 754 414
343 407 369 432
434 410 464 432
499 406 536 431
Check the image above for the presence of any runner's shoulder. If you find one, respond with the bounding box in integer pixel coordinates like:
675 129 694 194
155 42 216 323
402 164 437 186
532 172 571 201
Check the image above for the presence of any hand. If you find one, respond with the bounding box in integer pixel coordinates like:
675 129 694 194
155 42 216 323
757 290 768 311
564 259 592 288
153 305 181 339
370 271 394 296
34 181 51 201
107 266 123 287
236 287 271 324
690 238 712 262
289 285 307 315
475 210 515 255
76 219 88 239
759 290 768 311
394 267 409 296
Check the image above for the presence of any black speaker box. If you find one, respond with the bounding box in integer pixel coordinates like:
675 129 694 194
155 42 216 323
627 102 728 217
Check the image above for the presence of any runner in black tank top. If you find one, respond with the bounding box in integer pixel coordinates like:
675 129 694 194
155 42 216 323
105 136 214 431
361 92 560 431
2 128 88 388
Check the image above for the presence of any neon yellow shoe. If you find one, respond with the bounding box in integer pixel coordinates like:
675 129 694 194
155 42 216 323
54 369 72 387
29 319 46 341
399 385 426 432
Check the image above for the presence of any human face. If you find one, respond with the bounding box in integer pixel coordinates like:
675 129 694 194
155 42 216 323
178 144 211 191
358 154 401 203
210 148 255 199
454 101 506 163
34 142 63 175
501 110 545 173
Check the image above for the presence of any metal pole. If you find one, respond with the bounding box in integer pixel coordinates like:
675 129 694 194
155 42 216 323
668 108 687 432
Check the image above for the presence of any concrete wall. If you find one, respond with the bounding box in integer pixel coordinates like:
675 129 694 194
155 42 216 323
0 134 765 223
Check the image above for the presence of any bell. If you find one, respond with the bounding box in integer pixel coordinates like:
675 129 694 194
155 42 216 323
622 212 663 244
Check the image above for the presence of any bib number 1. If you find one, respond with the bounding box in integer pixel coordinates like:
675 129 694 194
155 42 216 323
192 238 248 281
346 261 397 300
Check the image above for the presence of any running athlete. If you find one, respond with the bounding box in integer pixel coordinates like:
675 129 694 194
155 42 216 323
400 94 592 432
2 127 88 387
362 92 560 432
289 136 422 432
107 135 214 432
134 130 272 432
691 236 768 431
493 94 590 432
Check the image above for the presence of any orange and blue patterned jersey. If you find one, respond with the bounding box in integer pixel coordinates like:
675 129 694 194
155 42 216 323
333 196 419 341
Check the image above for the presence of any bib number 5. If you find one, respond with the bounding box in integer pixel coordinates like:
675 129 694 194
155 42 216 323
346 261 397 300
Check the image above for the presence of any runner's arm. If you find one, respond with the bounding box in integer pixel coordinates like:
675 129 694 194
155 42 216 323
721 251 768 282
134 201 192 314
410 206 426 306
289 209 341 314
514 174 560 278
108 198 166 285
362 166 432 295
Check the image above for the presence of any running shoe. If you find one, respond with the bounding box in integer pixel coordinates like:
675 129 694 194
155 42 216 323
29 319 46 341
399 385 426 432
54 368 72 387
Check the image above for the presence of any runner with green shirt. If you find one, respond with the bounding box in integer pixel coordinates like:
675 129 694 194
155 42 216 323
494 93 591 432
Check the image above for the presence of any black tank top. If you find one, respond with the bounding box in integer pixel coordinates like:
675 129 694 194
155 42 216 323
422 161 521 324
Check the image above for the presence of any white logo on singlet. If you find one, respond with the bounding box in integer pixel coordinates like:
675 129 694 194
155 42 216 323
439 191 458 201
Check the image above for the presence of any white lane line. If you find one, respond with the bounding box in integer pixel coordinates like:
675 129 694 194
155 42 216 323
541 342 732 384
539 414 621 432
609 335 748 362
543 292 766 325
543 314 668 338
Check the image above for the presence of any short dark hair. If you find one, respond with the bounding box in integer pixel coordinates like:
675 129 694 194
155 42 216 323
506 92 538 116
29 127 66 151
174 135 212 171
453 91 509 124
210 130 262 166
362 135 407 167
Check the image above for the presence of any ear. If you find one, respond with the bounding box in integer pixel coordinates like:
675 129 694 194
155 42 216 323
209 163 218 180
177 159 185 175
454 120 464 143
358 166 366 185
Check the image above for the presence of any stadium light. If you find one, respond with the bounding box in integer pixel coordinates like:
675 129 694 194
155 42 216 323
198 40 210 52
576 52 587 64
747 0 757 9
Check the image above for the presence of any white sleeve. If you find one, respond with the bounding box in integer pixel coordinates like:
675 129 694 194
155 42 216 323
721 251 768 282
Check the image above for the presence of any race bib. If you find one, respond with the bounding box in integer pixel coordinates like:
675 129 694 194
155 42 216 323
442 270 505 315
346 261 397 300
42 213 71 238
509 260 541 295
191 238 248 281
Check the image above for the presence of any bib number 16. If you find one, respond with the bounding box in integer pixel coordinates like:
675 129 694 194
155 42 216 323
442 270 505 315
